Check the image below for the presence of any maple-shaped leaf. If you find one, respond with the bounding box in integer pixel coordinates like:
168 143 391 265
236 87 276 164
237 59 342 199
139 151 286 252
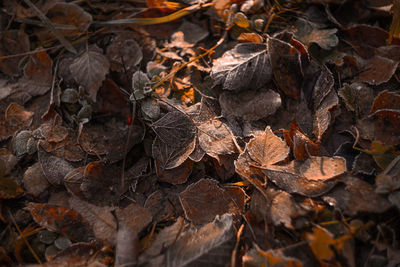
151 111 196 148
70 48 110 102
211 43 272 92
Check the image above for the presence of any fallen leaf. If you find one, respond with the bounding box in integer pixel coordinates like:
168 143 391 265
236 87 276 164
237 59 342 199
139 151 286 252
219 89 281 121
323 175 392 216
26 202 94 242
355 55 399 85
151 111 196 148
0 176 24 199
153 135 195 170
376 156 400 193
179 178 245 225
70 47 110 102
0 103 33 141
268 36 302 99
246 126 290 168
294 18 338 49
0 30 30 76
156 158 193 184
197 119 237 161
106 33 143 72
243 245 302 267
211 43 272 92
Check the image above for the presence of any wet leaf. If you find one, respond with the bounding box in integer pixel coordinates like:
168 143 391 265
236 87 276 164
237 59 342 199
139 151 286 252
70 48 110 102
26 202 94 242
179 178 245 225
211 43 272 92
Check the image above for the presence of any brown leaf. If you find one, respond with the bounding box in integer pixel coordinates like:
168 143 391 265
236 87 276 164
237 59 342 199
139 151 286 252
79 119 144 163
115 203 152 234
69 48 110 102
151 111 196 148
197 119 237 161
323 175 392 216
313 89 339 141
247 126 289 168
179 178 245 225
0 176 23 199
38 143 74 185
26 202 94 242
262 157 344 197
156 158 193 185
0 103 33 141
144 190 175 222
376 156 400 193
153 135 195 170
355 55 399 85
106 33 143 72
243 245 302 267
36 3 92 42
268 36 302 99
219 89 281 121
211 43 272 92
0 30 30 76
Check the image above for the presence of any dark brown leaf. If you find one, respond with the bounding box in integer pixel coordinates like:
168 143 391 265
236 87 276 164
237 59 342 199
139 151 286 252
153 135 195 170
0 30 30 76
211 43 272 92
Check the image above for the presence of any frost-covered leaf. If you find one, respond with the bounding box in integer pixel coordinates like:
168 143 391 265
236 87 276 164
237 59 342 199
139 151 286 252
211 43 272 92
294 18 338 49
131 70 150 100
153 136 195 170
106 33 142 72
151 111 196 148
70 48 110 102
247 126 290 168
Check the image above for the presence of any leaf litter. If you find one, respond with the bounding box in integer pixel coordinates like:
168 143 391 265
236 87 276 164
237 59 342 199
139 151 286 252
1 0 400 266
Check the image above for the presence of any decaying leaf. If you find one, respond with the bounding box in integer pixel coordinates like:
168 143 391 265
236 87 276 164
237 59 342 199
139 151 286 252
156 158 193 184
26 202 94 242
0 30 30 76
243 245 302 267
376 156 400 193
179 178 245 225
354 55 399 85
211 43 272 92
106 33 143 72
0 103 33 141
153 135 195 170
0 176 24 199
70 48 110 102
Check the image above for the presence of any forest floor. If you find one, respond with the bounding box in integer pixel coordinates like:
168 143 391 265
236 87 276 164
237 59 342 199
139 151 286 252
0 0 400 266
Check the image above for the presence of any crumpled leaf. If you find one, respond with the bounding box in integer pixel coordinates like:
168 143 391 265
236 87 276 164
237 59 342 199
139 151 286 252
26 202 94 242
338 82 374 117
219 89 281 121
323 175 392 216
268 36 302 99
179 178 245 225
152 111 196 148
70 48 110 102
211 43 272 92
246 126 290 168
294 18 338 49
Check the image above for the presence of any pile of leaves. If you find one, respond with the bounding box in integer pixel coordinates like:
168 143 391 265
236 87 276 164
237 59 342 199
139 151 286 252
1 0 400 266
